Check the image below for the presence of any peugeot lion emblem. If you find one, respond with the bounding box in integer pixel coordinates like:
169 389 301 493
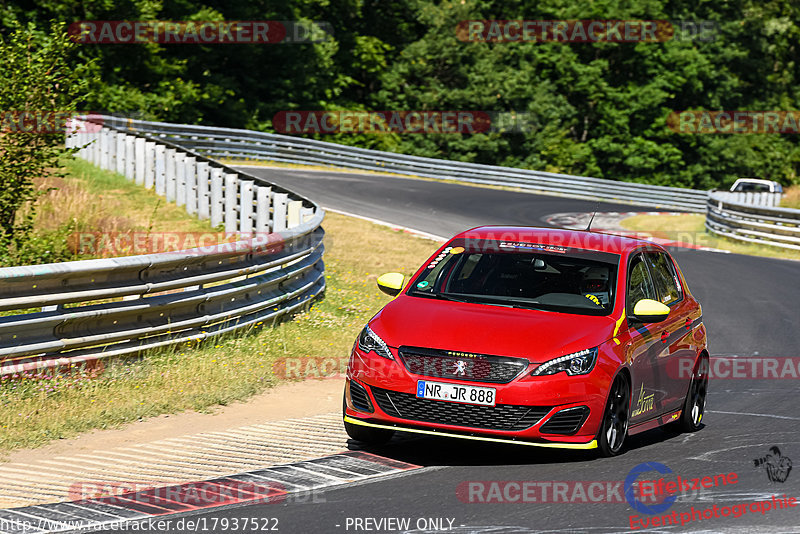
452 360 467 376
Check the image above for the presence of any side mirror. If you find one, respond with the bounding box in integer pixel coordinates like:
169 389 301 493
631 299 671 323
377 272 405 297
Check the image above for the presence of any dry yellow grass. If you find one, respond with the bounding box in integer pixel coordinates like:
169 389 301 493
780 185 800 209
41 158 217 235
20 159 233 261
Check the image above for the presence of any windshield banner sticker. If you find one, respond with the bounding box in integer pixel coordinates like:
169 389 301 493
499 241 568 253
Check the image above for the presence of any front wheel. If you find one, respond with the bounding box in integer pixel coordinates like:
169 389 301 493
675 355 708 433
597 375 630 457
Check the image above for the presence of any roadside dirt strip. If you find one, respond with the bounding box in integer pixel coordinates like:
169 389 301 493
0 450 419 534
0 407 422 534
0 412 354 509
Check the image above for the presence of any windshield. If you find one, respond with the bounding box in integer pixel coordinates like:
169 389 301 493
408 239 619 316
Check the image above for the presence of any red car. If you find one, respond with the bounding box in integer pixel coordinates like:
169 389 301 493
343 227 709 456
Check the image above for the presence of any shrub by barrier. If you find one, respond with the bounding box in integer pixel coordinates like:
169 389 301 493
0 117 325 375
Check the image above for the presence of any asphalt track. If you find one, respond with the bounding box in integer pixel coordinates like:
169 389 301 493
107 167 800 533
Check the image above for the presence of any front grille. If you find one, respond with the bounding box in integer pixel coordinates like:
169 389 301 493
398 346 529 384
372 387 550 431
539 406 590 435
349 380 373 413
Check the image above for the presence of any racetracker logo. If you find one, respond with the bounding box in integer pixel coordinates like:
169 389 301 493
278 356 430 381
669 356 800 380
458 481 628 503
457 477 718 505
71 231 286 257
68 20 332 44
1 111 103 134
272 111 536 134
68 480 287 506
273 357 350 380
668 111 800 134
456 20 717 43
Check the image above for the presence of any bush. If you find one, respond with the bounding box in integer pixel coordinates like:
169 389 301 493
0 21 94 264
0 221 78 266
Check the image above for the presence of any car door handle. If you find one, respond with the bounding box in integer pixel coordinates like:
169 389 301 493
661 331 669 343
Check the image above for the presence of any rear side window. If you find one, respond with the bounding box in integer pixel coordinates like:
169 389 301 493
646 253 682 306
627 254 656 310
734 182 770 192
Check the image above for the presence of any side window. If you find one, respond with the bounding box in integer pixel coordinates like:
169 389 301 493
646 253 682 305
627 254 657 310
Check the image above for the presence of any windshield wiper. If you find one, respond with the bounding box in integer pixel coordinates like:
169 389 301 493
439 292 540 310
434 292 474 304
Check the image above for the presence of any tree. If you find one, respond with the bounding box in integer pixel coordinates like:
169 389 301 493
0 21 94 259
2 0 797 189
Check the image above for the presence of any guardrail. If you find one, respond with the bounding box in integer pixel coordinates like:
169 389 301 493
706 192 800 251
98 116 710 213
709 190 783 208
0 118 325 375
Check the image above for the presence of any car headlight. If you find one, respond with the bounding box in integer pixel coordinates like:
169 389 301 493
531 347 598 376
357 326 393 360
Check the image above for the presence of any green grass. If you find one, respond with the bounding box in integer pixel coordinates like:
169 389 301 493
620 213 800 261
0 210 437 453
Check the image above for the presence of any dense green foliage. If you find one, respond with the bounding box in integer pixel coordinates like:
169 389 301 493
0 22 94 263
2 1 798 189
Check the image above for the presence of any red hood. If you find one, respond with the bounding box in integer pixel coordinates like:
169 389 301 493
370 295 617 363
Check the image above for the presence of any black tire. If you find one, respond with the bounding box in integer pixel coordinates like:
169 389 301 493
675 355 709 433
343 392 394 445
597 374 630 457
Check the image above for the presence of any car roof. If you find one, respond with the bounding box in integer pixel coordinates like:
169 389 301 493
452 226 661 255
732 178 777 185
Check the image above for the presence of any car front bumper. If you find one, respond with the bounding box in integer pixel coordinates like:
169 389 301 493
344 347 614 449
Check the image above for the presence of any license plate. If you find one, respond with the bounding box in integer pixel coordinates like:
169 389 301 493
416 380 496 406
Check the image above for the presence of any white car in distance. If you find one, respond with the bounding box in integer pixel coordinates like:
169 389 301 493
730 178 783 194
